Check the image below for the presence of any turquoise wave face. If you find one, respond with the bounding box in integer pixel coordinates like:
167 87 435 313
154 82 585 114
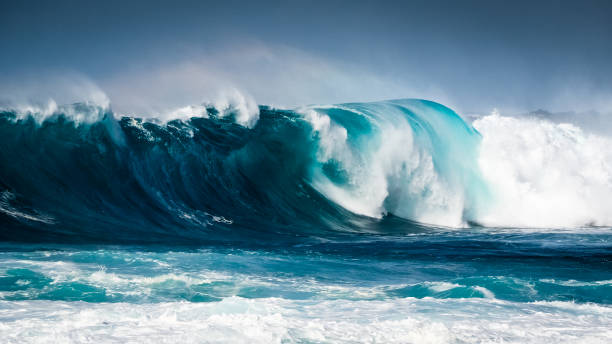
306 99 489 226
1 99 611 343
0 98 493 243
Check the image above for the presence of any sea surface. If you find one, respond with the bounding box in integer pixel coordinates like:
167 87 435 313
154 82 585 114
0 99 610 343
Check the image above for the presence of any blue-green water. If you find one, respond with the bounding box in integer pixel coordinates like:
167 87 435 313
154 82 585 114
1 230 611 304
1 99 611 342
0 229 610 343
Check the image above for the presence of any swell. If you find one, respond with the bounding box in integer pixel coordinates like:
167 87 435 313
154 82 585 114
0 102 430 243
1 99 611 243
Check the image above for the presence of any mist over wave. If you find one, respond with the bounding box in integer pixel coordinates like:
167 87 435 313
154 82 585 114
1 96 611 243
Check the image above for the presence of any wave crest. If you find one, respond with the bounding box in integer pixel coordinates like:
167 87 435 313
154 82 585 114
474 113 612 227
1 98 611 243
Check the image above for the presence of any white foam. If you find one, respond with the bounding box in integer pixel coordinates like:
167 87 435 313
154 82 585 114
0 297 610 343
161 104 210 122
2 100 111 125
302 108 388 218
300 104 612 229
3 87 259 129
472 286 495 299
474 112 612 227
155 89 260 127
422 282 495 298
123 89 259 128
302 106 466 227
212 89 260 128
424 282 462 293
539 279 612 287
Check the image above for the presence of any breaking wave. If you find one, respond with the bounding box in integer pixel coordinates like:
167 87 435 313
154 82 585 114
1 98 611 243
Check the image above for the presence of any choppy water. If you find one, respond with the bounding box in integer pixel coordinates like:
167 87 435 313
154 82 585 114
1 99 611 342
0 229 611 343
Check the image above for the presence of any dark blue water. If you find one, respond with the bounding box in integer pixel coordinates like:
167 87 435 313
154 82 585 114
0 99 610 342
0 230 610 304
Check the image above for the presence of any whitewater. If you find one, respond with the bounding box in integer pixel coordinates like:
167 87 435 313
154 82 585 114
0 98 611 343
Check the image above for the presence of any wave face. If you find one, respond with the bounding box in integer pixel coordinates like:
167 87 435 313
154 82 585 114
302 100 487 227
1 98 611 343
0 98 611 243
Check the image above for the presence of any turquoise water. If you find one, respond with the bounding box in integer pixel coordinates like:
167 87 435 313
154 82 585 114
1 99 611 342
0 229 611 342
1 230 611 304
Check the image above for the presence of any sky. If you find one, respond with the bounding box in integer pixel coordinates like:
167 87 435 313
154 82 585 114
1 0 611 115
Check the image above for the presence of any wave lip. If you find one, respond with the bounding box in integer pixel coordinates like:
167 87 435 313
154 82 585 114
1 98 612 243
301 99 487 227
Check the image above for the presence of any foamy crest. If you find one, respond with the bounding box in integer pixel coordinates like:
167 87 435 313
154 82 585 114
151 89 259 128
303 102 612 229
3 99 111 125
474 112 612 227
301 103 472 227
160 104 210 122
212 89 260 128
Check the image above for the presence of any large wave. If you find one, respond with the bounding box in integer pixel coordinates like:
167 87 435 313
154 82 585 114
0 98 610 243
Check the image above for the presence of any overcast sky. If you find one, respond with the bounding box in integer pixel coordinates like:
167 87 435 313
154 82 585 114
1 0 611 115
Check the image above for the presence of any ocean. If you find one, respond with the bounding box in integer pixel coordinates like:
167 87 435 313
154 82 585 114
0 99 610 343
